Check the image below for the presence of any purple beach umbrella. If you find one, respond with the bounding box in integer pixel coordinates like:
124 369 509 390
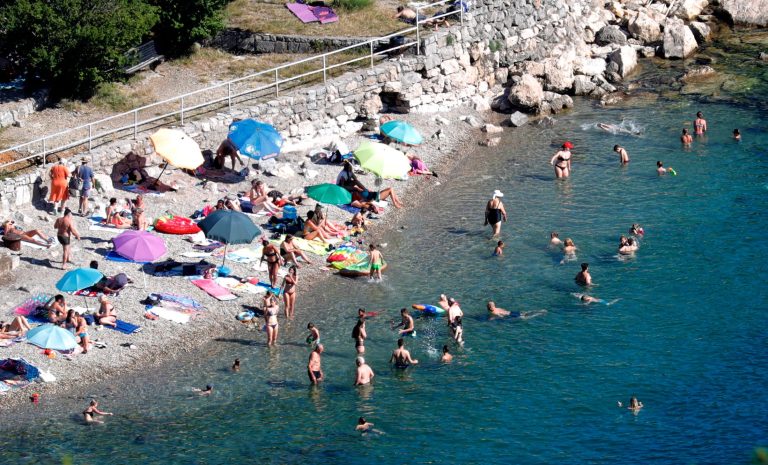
112 230 167 263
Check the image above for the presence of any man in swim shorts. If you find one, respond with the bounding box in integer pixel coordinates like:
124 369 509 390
392 308 416 336
613 145 630 164
575 263 592 286
390 338 418 368
369 244 384 280
54 208 81 270
308 344 324 385
354 356 374 386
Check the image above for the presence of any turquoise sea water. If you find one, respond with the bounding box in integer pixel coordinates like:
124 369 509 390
3 69 768 465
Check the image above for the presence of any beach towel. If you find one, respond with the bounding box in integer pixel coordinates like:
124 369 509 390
251 261 289 277
253 280 283 296
193 241 223 252
310 5 338 23
286 2 319 23
146 306 191 324
191 279 238 301
335 204 361 215
225 246 264 264
151 293 204 310
180 251 212 258
215 277 266 295
291 236 335 255
110 320 142 334
121 184 166 197
21 240 49 249
89 224 124 234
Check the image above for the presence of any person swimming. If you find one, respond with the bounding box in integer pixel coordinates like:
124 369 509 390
629 224 644 236
232 359 241 372
573 293 620 306
733 128 741 140
549 232 563 247
441 345 453 362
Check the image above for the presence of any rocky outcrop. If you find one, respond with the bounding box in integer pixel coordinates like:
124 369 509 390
629 12 662 43
718 0 768 26
688 21 712 43
671 0 709 20
596 25 629 46
608 46 638 79
507 74 544 111
663 18 699 58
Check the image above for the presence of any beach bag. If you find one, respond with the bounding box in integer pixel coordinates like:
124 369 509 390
68 175 82 197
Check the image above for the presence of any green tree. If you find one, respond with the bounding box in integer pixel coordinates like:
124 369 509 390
149 0 229 57
0 0 158 99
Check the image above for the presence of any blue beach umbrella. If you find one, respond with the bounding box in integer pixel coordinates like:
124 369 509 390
26 324 78 351
55 268 103 293
380 120 424 145
228 119 283 160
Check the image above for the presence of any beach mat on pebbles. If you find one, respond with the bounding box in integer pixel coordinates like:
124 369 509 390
214 277 266 295
110 320 142 334
146 306 191 324
191 279 238 301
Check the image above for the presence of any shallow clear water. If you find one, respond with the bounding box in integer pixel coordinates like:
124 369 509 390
3 72 768 465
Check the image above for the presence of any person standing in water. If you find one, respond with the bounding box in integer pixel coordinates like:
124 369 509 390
484 190 507 237
680 128 693 146
390 338 419 368
441 345 453 362
550 141 573 179
354 356 375 386
83 399 113 424
733 129 741 140
493 240 505 256
369 244 384 281
575 262 592 286
613 145 630 164
392 308 416 337
306 323 320 346
308 344 324 385
549 232 563 247
694 111 707 135
352 318 367 354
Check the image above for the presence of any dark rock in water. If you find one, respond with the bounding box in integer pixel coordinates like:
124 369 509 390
596 25 629 46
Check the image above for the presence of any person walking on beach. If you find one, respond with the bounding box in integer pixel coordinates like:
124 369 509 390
260 239 283 288
83 399 113 424
392 308 416 337
54 208 81 270
613 145 630 164
575 262 592 286
48 159 70 213
694 111 707 135
308 344 324 385
281 265 297 319
354 356 375 386
75 158 94 216
550 141 573 179
484 190 507 237
680 128 693 145
352 318 367 354
369 244 384 281
390 338 419 368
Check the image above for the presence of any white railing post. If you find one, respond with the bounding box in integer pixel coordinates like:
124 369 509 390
416 7 421 55
228 83 232 110
88 124 93 151
181 97 185 125
275 69 280 97
323 55 327 84
133 110 138 139
42 138 47 166
370 41 374 68
460 1 464 26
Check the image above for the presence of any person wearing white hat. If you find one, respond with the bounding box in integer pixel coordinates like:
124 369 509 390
484 190 507 237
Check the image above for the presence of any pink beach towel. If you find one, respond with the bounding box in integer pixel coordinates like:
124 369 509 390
191 279 238 301
310 6 338 23
286 3 319 23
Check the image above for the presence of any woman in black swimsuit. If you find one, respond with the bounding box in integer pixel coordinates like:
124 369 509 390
549 141 573 179
260 239 283 288
352 318 367 354
281 266 297 319
484 190 507 237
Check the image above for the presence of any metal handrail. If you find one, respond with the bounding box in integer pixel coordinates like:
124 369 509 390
0 0 463 171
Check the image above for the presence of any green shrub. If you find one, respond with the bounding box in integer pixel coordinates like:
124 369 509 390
333 0 373 12
149 0 229 57
488 40 502 53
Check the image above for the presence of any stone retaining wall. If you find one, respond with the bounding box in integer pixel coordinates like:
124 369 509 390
0 0 723 213
208 29 368 54
0 89 48 129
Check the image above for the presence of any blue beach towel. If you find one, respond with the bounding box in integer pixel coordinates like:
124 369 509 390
111 320 141 334
105 250 151 264
335 204 360 214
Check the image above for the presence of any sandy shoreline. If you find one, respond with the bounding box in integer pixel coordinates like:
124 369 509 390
0 106 485 413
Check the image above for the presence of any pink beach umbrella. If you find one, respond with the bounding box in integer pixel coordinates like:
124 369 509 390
112 230 167 262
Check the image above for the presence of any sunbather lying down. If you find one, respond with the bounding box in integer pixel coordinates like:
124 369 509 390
0 316 32 338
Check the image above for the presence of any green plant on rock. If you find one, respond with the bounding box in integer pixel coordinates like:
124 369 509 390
488 40 502 53
446 33 455 46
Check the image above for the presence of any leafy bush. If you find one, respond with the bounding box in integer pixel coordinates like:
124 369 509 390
0 0 159 99
149 0 229 57
333 0 373 12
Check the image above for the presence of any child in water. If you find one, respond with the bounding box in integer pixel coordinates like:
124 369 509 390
369 244 384 280
493 241 504 256
306 323 320 346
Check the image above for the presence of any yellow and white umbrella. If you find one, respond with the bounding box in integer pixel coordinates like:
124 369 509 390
149 128 204 185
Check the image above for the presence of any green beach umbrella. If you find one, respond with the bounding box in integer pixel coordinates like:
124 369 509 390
305 183 352 205
353 141 411 179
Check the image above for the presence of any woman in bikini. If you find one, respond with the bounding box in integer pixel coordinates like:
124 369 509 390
281 266 298 319
83 399 113 424
248 180 269 210
303 211 332 242
47 295 67 324
313 204 347 237
352 318 367 354
260 239 283 288
105 198 131 229
280 235 312 268
263 291 280 346
484 190 507 237
97 295 117 328
549 141 573 179
0 316 32 338
2 220 53 247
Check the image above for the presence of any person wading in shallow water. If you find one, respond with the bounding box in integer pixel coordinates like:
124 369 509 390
484 190 507 237
308 344 324 385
